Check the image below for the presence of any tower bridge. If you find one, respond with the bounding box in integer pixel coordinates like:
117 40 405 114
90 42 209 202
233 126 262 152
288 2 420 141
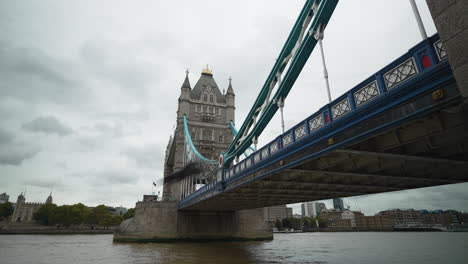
114 0 468 242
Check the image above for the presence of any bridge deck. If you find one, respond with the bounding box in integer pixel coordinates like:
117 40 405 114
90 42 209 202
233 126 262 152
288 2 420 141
179 34 468 211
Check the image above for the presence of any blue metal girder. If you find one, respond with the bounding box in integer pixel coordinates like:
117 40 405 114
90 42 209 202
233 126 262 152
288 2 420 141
230 121 255 158
223 0 339 166
178 34 455 209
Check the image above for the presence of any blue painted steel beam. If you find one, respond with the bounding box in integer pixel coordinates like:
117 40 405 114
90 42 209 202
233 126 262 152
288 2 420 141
230 121 255 158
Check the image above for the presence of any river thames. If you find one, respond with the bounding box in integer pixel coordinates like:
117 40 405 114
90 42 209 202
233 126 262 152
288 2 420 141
1 232 467 264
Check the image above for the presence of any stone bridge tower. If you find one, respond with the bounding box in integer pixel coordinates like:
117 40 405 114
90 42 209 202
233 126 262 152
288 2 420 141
163 66 235 200
114 67 271 243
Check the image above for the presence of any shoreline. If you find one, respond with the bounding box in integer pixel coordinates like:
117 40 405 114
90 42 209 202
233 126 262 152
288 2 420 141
0 229 114 235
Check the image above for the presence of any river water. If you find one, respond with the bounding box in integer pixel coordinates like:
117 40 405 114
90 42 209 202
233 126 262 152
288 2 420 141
0 232 467 264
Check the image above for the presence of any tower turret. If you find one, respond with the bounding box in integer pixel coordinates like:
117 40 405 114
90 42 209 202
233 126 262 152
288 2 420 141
178 69 191 118
46 193 53 204
225 77 236 123
16 192 25 205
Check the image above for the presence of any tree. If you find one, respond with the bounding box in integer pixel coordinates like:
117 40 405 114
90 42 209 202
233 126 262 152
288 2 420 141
302 217 311 230
282 218 291 229
290 217 301 230
34 203 57 225
275 219 282 230
0 202 14 220
122 208 134 220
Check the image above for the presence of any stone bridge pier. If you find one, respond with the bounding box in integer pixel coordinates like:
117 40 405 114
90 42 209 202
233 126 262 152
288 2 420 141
113 201 272 242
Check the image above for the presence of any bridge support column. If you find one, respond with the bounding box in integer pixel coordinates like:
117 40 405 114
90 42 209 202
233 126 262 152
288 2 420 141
426 0 468 99
113 201 272 242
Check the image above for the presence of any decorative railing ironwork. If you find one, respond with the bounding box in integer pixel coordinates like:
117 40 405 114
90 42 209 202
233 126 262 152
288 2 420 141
309 115 324 131
354 80 380 106
434 40 447 61
270 141 279 154
246 157 252 168
179 33 449 209
283 132 294 147
254 152 261 163
331 98 351 119
384 57 418 89
262 148 269 159
295 124 307 140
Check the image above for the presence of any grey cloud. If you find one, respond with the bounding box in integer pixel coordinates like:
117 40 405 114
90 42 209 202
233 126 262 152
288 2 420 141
0 128 13 144
0 41 88 104
95 169 140 185
25 177 65 189
123 144 164 169
79 40 160 98
0 128 40 166
94 122 124 137
22 116 73 136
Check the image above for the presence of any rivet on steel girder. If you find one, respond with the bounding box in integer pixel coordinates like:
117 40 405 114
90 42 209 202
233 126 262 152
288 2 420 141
328 138 335 145
432 88 445 102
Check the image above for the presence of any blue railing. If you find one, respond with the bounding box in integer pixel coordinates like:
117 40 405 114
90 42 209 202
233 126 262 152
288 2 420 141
180 33 448 207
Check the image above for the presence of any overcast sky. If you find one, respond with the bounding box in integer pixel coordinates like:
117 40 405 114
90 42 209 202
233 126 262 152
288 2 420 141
1 0 467 215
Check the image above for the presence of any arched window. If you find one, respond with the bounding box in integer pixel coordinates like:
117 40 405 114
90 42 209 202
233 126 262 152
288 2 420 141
203 94 207 102
209 95 214 103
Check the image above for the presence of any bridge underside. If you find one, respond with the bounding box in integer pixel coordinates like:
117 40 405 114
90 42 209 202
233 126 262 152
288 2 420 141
182 83 468 210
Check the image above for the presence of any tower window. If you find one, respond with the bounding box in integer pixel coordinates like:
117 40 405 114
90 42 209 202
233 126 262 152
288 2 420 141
203 130 212 140
203 94 207 102
216 108 220 115
219 135 224 143
210 95 214 103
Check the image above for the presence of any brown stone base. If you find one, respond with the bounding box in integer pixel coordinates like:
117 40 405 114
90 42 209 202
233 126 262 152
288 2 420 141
113 201 273 243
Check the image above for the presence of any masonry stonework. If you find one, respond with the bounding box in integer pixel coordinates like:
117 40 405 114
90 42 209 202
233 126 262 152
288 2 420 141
114 68 272 242
426 0 468 99
113 201 272 242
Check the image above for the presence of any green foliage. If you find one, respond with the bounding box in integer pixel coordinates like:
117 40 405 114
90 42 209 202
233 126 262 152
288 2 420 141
0 202 14 219
33 203 122 227
281 218 291 229
289 217 301 230
34 203 57 225
275 219 282 229
123 208 134 220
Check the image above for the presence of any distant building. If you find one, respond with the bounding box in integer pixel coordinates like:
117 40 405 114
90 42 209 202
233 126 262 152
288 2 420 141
114 207 128 216
377 209 423 227
302 202 327 217
354 214 395 230
333 198 344 211
316 202 327 215
301 202 314 217
0 193 9 203
265 205 293 222
319 210 343 228
341 210 363 228
10 192 53 223
143 195 159 202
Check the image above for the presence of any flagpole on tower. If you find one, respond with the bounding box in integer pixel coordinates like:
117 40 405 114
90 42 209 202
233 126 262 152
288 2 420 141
152 181 157 195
